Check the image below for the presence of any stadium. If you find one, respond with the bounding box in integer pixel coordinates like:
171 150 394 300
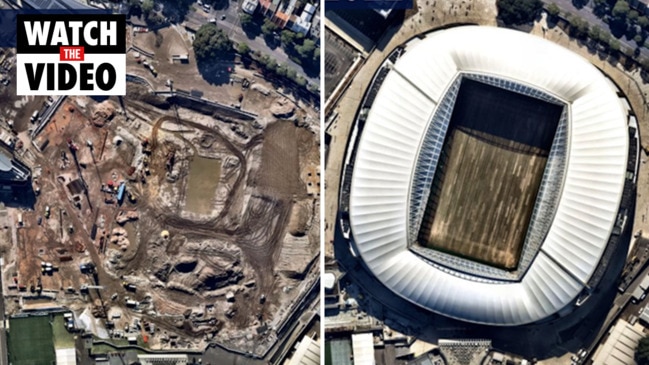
337 26 639 326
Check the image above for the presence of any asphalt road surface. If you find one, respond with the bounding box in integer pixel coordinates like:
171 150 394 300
543 0 649 59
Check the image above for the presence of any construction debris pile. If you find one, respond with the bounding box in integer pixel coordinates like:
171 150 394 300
116 210 139 225
270 97 296 119
91 101 116 127
110 227 130 251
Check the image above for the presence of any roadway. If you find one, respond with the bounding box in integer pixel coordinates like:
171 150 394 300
543 0 649 58
184 4 319 84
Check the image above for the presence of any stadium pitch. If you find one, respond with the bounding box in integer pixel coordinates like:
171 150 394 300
418 79 563 270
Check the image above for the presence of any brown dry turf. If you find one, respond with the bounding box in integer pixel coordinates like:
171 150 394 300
418 129 548 270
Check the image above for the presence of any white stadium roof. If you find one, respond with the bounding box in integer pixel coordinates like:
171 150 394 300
348 26 629 326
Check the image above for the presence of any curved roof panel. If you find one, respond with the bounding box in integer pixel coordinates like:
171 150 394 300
348 26 628 325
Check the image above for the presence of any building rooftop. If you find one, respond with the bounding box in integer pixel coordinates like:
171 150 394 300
352 333 375 365
0 146 30 185
347 26 628 326
22 0 94 10
592 319 644 365
287 336 320 365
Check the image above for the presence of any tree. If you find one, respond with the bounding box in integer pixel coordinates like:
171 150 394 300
570 16 589 39
237 42 250 55
141 0 154 14
261 18 278 36
635 34 645 45
600 31 611 46
294 75 307 87
630 9 640 22
636 337 649 365
638 16 649 29
593 0 609 16
307 82 319 94
312 47 320 64
147 13 165 26
266 57 277 72
286 67 297 80
589 25 602 41
193 23 233 60
281 29 298 45
496 0 543 25
609 38 621 51
240 13 253 28
276 64 288 77
612 0 630 20
546 3 560 18
296 39 316 60
259 55 277 72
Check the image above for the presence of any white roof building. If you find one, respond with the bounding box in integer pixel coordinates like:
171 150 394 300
55 348 76 365
291 3 317 35
287 335 320 365
352 333 375 365
348 26 629 326
241 0 259 14
138 354 188 364
592 319 644 365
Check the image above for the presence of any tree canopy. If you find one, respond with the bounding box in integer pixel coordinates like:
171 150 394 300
546 3 560 18
295 39 316 60
237 42 251 55
261 18 278 36
612 0 630 20
637 337 649 365
193 23 233 60
569 15 589 39
141 0 154 14
496 0 543 25
240 13 253 27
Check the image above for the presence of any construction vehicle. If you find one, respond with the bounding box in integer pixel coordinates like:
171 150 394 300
141 138 152 154
126 299 139 308
79 262 96 274
117 182 126 203
67 138 78 152
123 281 137 292
80 284 104 294
165 150 175 172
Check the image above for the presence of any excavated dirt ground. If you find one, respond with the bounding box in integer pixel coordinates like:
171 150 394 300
7 90 320 353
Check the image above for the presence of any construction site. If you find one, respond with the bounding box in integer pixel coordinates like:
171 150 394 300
0 30 320 358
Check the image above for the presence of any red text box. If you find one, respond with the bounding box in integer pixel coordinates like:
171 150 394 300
59 47 85 61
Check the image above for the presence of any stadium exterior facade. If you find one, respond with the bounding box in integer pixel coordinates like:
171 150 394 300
337 26 639 326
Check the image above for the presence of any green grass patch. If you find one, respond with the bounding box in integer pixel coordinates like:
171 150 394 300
8 316 55 365
52 315 75 349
